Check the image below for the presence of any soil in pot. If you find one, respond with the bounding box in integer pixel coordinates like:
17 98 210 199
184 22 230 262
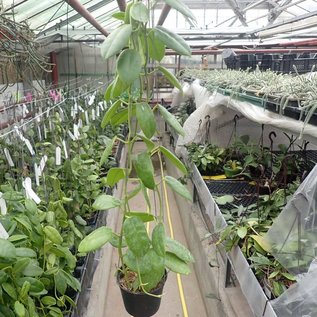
117 270 167 317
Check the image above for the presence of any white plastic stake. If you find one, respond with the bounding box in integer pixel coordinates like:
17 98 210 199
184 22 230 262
91 109 96 121
56 146 61 165
34 163 40 186
78 105 84 112
24 139 35 156
0 193 7 216
23 177 41 204
85 111 90 125
0 222 9 239
73 124 80 140
39 155 48 174
14 126 25 142
68 130 75 141
4 148 14 167
96 105 100 117
88 95 95 106
78 119 83 128
37 126 42 141
99 102 104 111
62 140 68 159
44 124 47 139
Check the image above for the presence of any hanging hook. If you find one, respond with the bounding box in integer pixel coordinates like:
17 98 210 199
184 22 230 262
233 114 239 127
205 115 211 144
269 131 276 149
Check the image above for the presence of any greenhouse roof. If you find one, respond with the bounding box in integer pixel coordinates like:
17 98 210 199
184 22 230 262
1 0 317 48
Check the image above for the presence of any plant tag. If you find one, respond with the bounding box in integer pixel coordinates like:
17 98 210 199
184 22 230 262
78 105 84 112
88 95 95 106
39 155 48 174
74 100 78 112
24 139 35 156
91 109 96 121
14 126 25 142
4 148 14 167
73 124 80 139
34 163 40 186
48 119 53 131
0 193 7 216
71 106 76 118
23 177 41 204
0 222 9 240
85 111 90 125
99 102 104 111
62 140 68 159
44 124 47 139
104 101 107 108
68 130 75 141
22 104 29 116
37 126 42 141
78 119 83 128
56 146 61 165
96 105 100 117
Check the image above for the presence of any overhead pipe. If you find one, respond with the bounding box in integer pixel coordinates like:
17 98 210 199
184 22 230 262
157 4 171 26
66 0 109 37
116 0 126 12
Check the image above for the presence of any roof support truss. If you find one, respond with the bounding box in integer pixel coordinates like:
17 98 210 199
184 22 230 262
224 0 248 26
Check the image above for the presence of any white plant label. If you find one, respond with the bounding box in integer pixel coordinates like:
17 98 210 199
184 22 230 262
88 95 95 106
24 139 35 156
96 105 100 117
85 111 90 125
23 177 41 204
103 100 107 108
56 146 61 165
78 119 83 128
4 148 14 167
78 105 84 112
62 140 68 159
14 126 25 142
44 124 47 139
0 193 7 216
73 124 80 140
0 222 9 240
37 126 42 141
91 109 96 121
99 102 104 111
67 130 75 141
39 155 48 174
34 163 40 186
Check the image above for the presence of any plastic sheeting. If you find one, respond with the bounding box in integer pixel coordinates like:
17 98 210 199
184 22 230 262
175 82 317 155
265 164 317 275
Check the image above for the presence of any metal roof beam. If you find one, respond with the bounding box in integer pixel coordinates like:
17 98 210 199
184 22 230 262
116 0 126 12
38 0 111 37
157 4 171 26
224 0 248 26
268 0 292 24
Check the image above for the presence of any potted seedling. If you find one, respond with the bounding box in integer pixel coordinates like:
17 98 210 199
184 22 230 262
77 1 196 317
223 159 243 178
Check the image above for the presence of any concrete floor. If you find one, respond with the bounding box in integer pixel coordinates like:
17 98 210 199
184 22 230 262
103 141 208 317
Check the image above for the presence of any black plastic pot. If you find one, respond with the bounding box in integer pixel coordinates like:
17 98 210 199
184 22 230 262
117 271 167 317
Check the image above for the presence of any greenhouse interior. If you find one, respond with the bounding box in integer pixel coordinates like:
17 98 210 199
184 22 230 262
1 0 317 316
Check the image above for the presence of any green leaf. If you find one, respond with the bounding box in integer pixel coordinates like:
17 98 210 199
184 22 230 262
281 272 296 281
100 137 116 166
16 248 37 258
107 168 126 187
158 66 182 91
136 102 156 139
0 238 16 259
117 49 142 84
14 301 25 317
140 250 165 292
43 226 63 245
237 227 247 239
215 195 234 205
248 255 272 266
250 235 271 253
148 30 165 62
157 104 185 136
111 108 128 126
154 26 191 56
92 194 121 210
152 223 166 257
54 272 67 295
13 258 30 275
159 146 187 174
123 217 150 258
110 234 127 248
78 226 112 253
59 270 81 292
111 75 128 99
130 2 149 22
166 237 194 263
0 305 14 317
165 176 192 201
25 199 37 213
104 81 114 102
101 24 132 59
41 296 57 306
8 235 27 242
23 260 44 277
268 271 279 279
165 252 191 274
2 283 17 299
133 152 155 189
164 0 196 22
125 212 155 222
112 12 125 21
101 100 121 128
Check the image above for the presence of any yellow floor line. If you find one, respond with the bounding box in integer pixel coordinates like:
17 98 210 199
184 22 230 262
163 178 189 317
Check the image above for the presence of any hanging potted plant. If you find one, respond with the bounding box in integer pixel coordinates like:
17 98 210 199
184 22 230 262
77 1 196 316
